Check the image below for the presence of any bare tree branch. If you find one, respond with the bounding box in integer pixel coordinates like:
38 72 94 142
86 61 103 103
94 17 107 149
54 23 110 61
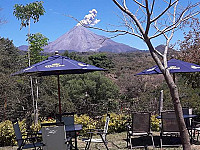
113 0 146 36
133 0 146 8
67 14 144 39
151 0 179 23
145 0 151 36
150 7 200 39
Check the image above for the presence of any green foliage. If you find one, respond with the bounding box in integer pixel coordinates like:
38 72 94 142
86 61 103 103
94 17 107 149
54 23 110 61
61 72 119 116
74 113 128 135
63 51 88 63
28 33 49 64
88 53 114 69
0 37 30 121
13 1 45 29
74 114 97 135
0 120 15 146
151 115 160 131
0 119 26 146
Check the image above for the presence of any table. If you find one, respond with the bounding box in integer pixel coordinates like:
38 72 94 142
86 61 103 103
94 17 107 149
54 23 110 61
65 124 82 150
156 114 197 119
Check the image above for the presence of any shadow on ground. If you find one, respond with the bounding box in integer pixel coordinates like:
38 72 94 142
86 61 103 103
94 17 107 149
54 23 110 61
127 136 182 148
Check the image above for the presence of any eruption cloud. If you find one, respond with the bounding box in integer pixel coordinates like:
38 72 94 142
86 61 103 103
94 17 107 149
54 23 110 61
77 9 100 26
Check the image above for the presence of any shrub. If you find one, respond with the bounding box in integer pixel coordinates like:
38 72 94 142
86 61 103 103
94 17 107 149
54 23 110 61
74 113 128 134
101 113 128 133
0 119 26 146
0 113 129 146
74 114 97 135
151 115 160 131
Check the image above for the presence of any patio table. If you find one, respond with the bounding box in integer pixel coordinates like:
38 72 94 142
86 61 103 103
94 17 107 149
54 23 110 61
156 114 197 119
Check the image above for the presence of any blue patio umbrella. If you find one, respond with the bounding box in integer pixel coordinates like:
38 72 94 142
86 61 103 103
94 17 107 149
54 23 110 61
135 58 200 113
12 54 106 115
136 59 200 76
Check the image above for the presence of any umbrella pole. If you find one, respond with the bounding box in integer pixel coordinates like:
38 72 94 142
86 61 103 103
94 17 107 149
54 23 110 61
57 75 62 119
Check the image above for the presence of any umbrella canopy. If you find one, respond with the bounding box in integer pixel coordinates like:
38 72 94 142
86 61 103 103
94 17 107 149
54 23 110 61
136 59 200 75
135 58 200 113
13 55 105 76
12 54 106 116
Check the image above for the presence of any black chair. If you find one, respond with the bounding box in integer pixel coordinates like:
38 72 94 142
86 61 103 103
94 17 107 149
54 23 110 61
160 111 181 148
60 112 77 148
12 119 43 150
127 112 154 149
182 108 193 128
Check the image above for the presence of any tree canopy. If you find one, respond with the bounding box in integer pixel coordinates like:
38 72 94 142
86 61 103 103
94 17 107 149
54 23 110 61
13 1 45 29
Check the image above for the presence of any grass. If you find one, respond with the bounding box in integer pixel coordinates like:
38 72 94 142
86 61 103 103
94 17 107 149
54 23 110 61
1 132 200 150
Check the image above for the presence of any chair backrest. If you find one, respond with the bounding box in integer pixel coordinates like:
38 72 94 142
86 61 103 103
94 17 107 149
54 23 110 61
182 108 193 128
103 114 110 134
102 114 110 140
161 111 179 132
182 108 192 115
132 112 151 133
42 124 67 150
61 112 75 126
12 119 23 147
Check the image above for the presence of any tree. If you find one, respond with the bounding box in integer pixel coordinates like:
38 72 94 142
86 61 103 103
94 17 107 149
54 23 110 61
27 32 48 123
13 1 45 125
13 1 45 66
28 33 49 65
0 37 29 121
178 19 200 88
88 53 114 69
80 1 200 149
61 72 119 116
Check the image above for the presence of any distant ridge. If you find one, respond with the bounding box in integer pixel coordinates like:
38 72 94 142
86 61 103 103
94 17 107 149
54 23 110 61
42 26 139 53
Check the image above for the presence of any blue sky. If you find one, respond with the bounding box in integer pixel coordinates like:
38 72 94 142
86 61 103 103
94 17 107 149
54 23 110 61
0 0 198 50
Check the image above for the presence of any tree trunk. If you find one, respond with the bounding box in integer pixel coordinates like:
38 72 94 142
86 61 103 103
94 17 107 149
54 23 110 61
164 71 191 149
146 41 191 150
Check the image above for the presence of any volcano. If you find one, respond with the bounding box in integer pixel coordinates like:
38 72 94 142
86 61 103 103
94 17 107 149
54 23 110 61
43 26 139 53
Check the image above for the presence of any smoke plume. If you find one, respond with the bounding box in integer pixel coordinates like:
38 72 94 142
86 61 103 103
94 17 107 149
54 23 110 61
77 9 100 26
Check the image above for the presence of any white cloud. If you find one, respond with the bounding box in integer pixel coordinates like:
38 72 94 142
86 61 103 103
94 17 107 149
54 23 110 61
77 9 100 26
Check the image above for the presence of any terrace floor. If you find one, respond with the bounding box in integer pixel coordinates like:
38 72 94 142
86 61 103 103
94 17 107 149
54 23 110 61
1 132 200 150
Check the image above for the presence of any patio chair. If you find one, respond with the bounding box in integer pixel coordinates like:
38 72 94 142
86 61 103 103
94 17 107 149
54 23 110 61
190 120 200 142
83 114 110 150
160 111 181 148
182 108 193 128
61 112 75 125
61 112 76 148
41 122 71 150
12 119 43 150
127 112 154 149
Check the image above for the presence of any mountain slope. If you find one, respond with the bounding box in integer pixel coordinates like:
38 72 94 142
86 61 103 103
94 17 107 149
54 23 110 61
43 26 139 53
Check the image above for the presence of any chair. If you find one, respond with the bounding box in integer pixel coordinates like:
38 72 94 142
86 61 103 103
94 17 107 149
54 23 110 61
41 122 71 150
127 112 154 149
12 119 43 150
182 108 193 128
61 112 76 148
190 120 200 142
83 114 110 150
160 111 181 148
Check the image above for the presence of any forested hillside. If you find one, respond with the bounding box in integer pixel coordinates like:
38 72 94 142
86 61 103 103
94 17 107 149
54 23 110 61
0 37 200 122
